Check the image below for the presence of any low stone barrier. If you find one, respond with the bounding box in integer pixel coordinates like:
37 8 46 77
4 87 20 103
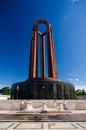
0 100 86 110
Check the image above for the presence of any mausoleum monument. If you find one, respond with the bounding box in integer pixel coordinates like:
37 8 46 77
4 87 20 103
11 20 75 99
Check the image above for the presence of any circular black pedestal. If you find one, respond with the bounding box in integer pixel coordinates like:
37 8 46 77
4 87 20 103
11 79 76 99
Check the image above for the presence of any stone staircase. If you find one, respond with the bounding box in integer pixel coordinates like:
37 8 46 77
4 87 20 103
0 113 86 122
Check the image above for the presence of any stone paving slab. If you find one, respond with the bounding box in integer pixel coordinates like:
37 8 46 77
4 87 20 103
49 122 76 129
15 122 43 129
0 122 14 129
0 122 86 130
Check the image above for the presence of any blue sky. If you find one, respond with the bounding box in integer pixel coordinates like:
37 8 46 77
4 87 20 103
0 0 86 90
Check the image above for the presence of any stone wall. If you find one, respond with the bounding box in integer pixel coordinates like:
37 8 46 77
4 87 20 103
77 95 86 100
0 100 86 110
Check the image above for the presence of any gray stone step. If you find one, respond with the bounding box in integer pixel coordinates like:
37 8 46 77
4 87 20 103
0 113 86 122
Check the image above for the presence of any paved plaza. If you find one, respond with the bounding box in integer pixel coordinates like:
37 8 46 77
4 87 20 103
0 122 85 130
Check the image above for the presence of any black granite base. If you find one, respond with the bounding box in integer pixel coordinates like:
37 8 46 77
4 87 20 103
11 79 76 99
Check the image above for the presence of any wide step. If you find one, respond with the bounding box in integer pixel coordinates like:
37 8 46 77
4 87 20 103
0 113 86 122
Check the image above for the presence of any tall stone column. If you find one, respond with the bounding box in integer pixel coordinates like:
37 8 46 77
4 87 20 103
29 39 34 78
29 29 38 78
47 25 58 79
52 40 58 79
41 36 46 77
33 31 38 77
28 20 58 80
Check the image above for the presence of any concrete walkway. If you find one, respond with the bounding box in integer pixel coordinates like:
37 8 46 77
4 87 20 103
0 121 86 130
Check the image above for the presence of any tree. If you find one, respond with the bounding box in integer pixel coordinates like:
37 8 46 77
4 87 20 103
0 86 11 95
82 89 86 95
75 89 86 96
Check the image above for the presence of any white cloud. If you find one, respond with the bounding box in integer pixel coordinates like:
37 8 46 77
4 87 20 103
69 0 80 8
71 0 79 3
68 77 80 82
75 78 79 82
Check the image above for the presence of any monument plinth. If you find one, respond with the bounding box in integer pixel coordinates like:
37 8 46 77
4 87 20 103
11 20 75 99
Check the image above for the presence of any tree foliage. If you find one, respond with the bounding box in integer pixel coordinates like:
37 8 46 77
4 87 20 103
75 89 86 96
0 86 11 95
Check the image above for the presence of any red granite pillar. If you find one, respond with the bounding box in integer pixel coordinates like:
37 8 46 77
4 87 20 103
29 28 38 78
41 36 46 77
32 31 38 78
29 39 34 78
47 25 58 79
52 40 58 79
